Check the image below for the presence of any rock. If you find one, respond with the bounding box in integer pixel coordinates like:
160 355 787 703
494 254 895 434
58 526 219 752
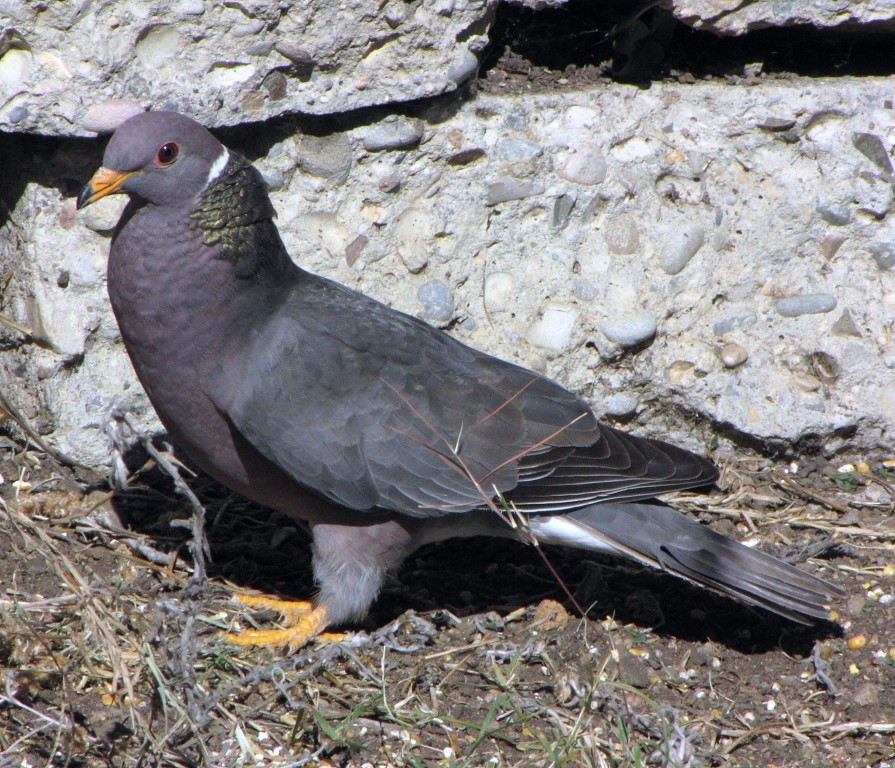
298 134 353 182
558 143 607 185
497 138 542 164
362 118 424 152
417 280 454 323
775 293 838 317
665 361 696 386
659 224 705 275
526 303 580 353
446 48 479 84
603 213 639 255
831 310 861 337
571 278 598 302
852 132 893 174
852 683 882 707
77 196 127 233
485 179 545 206
672 0 895 34
394 208 437 274
870 244 895 271
604 393 638 419
816 202 851 226
552 194 575 230
601 312 657 348
81 100 145 133
719 342 748 368
484 272 514 314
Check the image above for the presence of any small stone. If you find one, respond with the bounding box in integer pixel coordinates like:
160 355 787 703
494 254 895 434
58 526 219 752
601 311 657 348
831 309 861 337
558 143 607 185
345 234 367 267
497 138 542 164
362 118 423 152
659 224 705 275
485 179 545 206
821 234 846 260
447 49 478 84
242 90 265 113
665 361 695 386
713 311 758 336
298 134 352 182
177 0 205 13
78 195 127 232
57 270 70 289
274 43 314 65
571 278 598 302
263 71 287 101
378 171 401 193
484 272 514 313
853 682 882 707
417 280 454 323
526 303 580 353
603 213 639 255
604 393 638 419
791 372 821 393
816 202 851 226
0 46 32 92
719 342 748 368
446 147 485 166
758 117 797 132
395 207 437 274
81 100 145 134
870 243 895 271
552 194 575 230
775 293 837 317
135 25 180 68
852 132 893 174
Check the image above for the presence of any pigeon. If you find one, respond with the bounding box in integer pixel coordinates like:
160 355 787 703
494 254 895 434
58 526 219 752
77 111 842 648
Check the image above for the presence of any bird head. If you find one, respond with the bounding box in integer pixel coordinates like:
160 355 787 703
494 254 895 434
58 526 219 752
77 111 229 210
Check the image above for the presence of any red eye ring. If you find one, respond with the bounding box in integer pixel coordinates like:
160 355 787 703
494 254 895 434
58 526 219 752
157 142 179 165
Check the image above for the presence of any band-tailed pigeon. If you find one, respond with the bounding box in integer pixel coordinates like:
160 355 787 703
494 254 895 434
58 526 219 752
77 112 841 649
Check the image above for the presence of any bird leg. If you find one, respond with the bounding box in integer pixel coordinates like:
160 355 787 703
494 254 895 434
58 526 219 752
223 595 342 650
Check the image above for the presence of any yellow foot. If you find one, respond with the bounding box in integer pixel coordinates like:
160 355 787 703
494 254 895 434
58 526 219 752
223 595 336 651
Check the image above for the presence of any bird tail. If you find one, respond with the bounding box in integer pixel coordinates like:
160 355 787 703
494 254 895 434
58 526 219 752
528 501 843 624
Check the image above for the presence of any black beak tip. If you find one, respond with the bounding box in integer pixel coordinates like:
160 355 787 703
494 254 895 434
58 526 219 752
75 185 92 210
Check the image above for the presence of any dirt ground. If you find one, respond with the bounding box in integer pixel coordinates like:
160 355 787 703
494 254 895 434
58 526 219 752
2 433 894 767
3 4 895 767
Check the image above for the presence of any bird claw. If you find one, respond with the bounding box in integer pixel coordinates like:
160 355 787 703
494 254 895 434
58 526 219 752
224 595 331 651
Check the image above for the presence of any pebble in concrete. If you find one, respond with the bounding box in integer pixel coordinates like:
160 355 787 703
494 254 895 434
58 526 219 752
417 279 454 323
362 118 423 152
603 213 640 255
604 393 638 419
719 342 748 368
484 272 514 313
497 138 542 163
775 293 837 317
486 179 545 206
601 311 657 348
299 134 352 181
526 303 579 353
558 143 607 185
82 99 144 133
659 224 705 275
395 207 437 274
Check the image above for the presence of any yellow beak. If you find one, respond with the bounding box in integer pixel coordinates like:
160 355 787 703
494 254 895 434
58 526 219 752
76 167 138 209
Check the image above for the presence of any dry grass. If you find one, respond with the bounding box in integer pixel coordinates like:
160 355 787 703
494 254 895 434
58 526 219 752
1 442 894 767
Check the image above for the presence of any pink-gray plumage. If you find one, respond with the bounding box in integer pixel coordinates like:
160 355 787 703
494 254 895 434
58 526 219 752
77 112 841 647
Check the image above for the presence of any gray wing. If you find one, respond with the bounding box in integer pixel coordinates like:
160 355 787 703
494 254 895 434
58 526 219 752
217 274 716 517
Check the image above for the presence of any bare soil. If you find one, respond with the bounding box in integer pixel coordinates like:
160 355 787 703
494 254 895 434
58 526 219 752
1 437 893 767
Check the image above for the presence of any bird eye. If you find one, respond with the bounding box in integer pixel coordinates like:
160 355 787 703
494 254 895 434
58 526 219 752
156 142 179 165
